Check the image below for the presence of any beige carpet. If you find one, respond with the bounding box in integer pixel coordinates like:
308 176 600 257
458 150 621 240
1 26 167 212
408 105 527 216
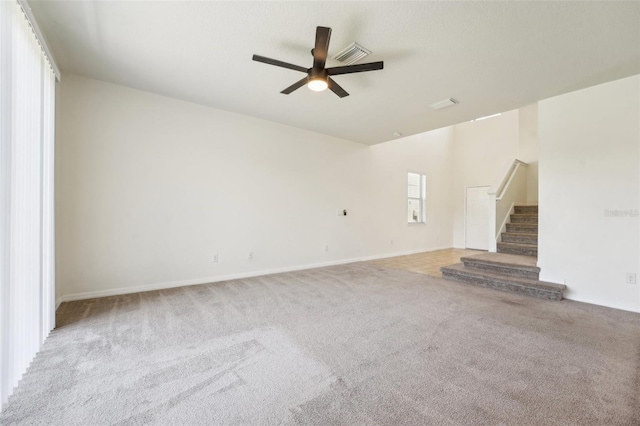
1 262 639 425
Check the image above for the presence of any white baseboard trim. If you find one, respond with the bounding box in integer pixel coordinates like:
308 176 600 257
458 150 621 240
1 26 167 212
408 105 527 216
57 246 452 304
542 274 640 313
563 294 640 314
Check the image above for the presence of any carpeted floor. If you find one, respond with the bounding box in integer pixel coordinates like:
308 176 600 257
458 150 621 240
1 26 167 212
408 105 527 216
2 262 639 425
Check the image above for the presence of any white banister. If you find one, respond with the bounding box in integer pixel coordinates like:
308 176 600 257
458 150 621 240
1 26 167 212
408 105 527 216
487 159 528 252
488 159 528 199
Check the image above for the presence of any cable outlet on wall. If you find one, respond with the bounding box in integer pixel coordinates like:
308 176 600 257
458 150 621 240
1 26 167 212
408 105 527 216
212 253 219 263
626 273 636 285
248 251 254 260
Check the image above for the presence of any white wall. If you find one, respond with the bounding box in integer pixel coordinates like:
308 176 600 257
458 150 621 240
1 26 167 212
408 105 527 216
56 75 455 300
538 75 640 313
518 104 539 204
451 110 520 248
56 73 639 313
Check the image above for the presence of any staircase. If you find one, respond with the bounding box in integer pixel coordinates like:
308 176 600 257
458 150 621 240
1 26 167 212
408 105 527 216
497 205 538 256
441 205 567 301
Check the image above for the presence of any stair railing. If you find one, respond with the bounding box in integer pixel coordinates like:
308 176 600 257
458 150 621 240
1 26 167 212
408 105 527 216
487 159 528 252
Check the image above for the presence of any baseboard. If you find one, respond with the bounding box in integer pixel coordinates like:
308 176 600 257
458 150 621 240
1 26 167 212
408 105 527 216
57 246 452 304
563 294 640 314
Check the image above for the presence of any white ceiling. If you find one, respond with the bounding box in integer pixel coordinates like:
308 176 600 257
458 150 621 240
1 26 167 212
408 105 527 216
31 1 640 145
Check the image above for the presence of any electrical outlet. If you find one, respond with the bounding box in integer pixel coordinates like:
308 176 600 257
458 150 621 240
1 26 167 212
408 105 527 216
248 251 253 260
324 245 329 252
212 253 219 263
626 273 636 285
390 239 394 245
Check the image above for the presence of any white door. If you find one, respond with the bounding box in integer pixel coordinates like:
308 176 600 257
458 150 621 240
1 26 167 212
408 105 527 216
465 186 490 250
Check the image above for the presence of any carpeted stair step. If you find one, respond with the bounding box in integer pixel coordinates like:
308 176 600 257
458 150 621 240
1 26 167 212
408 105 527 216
514 205 538 214
497 242 537 257
461 253 540 280
506 223 538 234
441 263 565 300
501 232 537 245
510 214 538 224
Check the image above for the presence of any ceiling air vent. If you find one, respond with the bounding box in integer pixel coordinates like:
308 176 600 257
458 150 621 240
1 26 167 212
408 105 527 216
332 42 371 65
429 98 459 110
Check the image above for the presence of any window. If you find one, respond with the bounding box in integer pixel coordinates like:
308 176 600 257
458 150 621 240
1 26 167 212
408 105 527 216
407 172 426 223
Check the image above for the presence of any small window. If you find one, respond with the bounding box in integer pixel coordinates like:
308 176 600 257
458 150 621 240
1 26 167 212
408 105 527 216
407 172 426 223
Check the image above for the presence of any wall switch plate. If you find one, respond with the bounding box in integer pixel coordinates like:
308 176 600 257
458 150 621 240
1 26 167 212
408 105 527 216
626 273 636 284
248 251 253 260
212 253 219 263
324 245 329 252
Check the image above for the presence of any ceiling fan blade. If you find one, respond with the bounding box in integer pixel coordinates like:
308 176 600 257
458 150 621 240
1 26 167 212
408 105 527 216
328 77 349 98
313 26 332 70
252 55 308 73
327 61 384 76
280 76 309 94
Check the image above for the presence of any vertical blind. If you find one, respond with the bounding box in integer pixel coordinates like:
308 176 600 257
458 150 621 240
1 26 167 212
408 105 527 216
0 0 56 407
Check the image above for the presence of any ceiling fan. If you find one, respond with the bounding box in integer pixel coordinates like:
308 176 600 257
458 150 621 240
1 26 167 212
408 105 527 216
252 26 384 98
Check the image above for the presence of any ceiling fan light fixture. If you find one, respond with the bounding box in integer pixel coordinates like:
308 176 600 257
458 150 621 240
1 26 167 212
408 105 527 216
253 26 383 98
308 78 328 92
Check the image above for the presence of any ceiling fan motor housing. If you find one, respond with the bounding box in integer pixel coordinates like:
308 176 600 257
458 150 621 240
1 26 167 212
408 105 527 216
309 68 328 82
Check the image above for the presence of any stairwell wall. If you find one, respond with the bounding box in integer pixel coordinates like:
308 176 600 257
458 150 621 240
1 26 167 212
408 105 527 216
538 74 640 313
451 110 520 248
518 104 539 204
451 105 540 249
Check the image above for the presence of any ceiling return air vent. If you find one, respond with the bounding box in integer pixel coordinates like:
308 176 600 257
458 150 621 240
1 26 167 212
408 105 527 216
428 98 459 110
332 42 371 65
